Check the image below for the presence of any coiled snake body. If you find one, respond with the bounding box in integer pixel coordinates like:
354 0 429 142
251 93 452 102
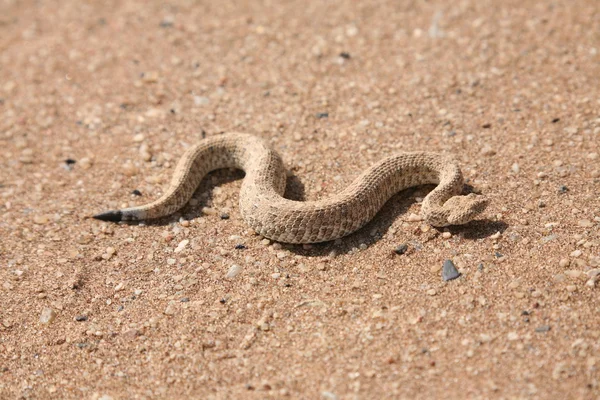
94 133 488 243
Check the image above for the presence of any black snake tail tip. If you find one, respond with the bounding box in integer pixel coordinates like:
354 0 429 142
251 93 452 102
93 210 123 222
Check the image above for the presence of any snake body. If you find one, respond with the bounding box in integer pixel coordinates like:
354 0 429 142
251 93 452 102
94 133 488 243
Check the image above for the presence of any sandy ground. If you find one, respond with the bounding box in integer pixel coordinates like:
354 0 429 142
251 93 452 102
1 0 599 398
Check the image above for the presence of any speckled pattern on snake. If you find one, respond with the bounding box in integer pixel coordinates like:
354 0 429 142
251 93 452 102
94 133 488 243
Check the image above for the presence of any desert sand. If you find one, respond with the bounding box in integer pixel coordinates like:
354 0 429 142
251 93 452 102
1 0 599 398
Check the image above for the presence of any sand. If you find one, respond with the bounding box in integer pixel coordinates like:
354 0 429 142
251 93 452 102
1 0 599 398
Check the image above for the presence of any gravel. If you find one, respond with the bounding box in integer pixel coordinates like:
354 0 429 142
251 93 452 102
442 259 461 281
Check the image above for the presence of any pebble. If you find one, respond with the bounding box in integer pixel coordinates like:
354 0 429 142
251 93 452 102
193 96 210 106
442 232 452 239
164 302 176 315
220 213 230 220
394 244 408 255
121 162 139 176
588 269 600 278
566 285 577 292
535 325 551 333
174 239 189 253
570 250 582 258
39 308 57 324
578 219 594 228
480 145 496 156
564 270 582 279
407 213 422 222
442 259 460 281
79 157 93 169
226 264 242 278
558 185 568 194
75 315 88 322
201 207 217 215
559 258 570 268
511 163 520 174
33 215 49 225
427 288 437 296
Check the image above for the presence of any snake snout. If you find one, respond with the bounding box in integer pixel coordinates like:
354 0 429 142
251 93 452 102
445 194 489 225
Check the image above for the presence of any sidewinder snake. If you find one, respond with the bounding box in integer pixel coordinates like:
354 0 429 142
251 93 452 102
94 133 488 243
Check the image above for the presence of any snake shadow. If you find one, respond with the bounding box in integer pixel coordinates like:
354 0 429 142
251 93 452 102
281 183 507 258
129 169 307 226
124 170 506 255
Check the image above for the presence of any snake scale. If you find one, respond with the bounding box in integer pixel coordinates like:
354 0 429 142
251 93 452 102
94 133 488 243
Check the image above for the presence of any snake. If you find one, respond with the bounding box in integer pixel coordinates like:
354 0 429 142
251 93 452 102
93 133 488 243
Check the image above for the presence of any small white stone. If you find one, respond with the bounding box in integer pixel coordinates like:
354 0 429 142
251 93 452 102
407 213 423 222
174 239 189 253
570 250 582 258
226 264 242 278
39 308 57 324
193 96 210 106
201 207 217 215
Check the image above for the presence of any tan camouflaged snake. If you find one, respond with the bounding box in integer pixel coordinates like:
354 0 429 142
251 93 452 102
94 133 488 243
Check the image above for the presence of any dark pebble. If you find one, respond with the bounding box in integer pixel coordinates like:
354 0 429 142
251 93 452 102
477 263 484 271
220 213 230 220
131 189 142 196
482 123 491 128
219 298 227 304
494 252 504 258
117 305 124 312
180 297 189 303
316 112 329 119
65 159 76 165
442 259 461 281
339 52 351 59
75 315 88 322
552 118 560 123
521 310 530 316
235 244 247 250
535 325 551 333
159 20 174 28
558 185 568 194
394 243 408 255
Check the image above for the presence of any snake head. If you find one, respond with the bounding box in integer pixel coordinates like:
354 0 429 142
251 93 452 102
442 193 489 225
